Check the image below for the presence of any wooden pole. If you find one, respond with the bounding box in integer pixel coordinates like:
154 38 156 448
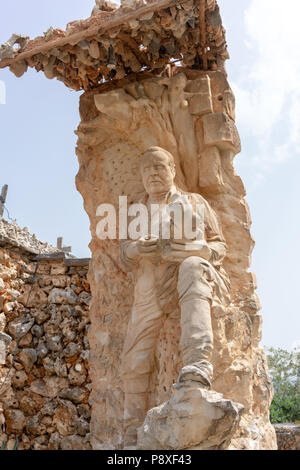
57 237 72 253
0 184 8 218
199 0 208 70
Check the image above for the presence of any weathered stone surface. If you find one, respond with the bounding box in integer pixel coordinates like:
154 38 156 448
59 387 88 404
202 112 241 153
12 370 28 388
53 400 77 436
19 348 37 372
19 391 44 415
0 332 11 364
137 384 244 450
76 69 276 450
26 416 47 437
4 409 26 434
0 242 91 449
8 316 34 339
30 377 68 398
46 335 62 352
48 288 78 305
60 435 91 450
0 340 6 365
275 424 300 451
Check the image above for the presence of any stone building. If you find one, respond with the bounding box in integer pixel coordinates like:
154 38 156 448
0 219 92 450
0 0 280 450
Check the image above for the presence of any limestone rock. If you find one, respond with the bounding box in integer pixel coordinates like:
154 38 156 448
202 112 241 153
53 400 77 436
26 416 47 437
74 417 90 436
31 324 43 338
48 288 78 305
46 334 62 352
12 370 28 388
19 391 44 415
63 342 81 358
275 424 300 451
0 332 12 364
8 316 35 339
19 348 37 372
49 432 61 450
19 332 33 347
36 341 48 358
4 409 26 435
30 377 68 398
0 340 6 365
59 387 89 404
60 434 91 450
137 384 244 450
0 312 6 331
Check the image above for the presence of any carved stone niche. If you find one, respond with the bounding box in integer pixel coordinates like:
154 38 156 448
75 69 277 450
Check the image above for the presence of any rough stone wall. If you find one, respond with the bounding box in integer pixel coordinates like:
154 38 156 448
0 242 92 450
75 68 277 449
275 424 300 451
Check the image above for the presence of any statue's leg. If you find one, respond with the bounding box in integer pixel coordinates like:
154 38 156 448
121 291 163 448
177 256 214 387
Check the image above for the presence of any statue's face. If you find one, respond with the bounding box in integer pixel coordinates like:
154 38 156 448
140 151 175 196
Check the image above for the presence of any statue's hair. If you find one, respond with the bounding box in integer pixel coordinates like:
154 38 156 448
140 146 175 170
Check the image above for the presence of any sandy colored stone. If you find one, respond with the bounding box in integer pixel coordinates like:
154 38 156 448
12 369 28 388
19 390 45 415
53 400 77 436
137 384 244 450
48 288 78 305
275 424 300 451
4 409 26 435
19 348 37 372
30 377 68 398
75 69 276 450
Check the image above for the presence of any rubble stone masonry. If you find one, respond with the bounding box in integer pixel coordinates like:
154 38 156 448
0 222 91 450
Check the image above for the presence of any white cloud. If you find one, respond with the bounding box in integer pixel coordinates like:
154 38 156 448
232 0 300 169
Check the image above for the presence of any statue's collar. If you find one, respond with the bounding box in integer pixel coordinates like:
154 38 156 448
141 185 181 205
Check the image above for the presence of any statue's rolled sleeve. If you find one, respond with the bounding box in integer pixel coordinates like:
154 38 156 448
203 200 227 267
120 240 138 272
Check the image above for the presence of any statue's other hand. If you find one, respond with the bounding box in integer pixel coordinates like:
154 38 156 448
162 240 212 262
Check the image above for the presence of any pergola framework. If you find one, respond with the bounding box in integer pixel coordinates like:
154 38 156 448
0 0 228 91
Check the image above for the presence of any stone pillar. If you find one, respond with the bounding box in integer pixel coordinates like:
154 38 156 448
75 69 277 450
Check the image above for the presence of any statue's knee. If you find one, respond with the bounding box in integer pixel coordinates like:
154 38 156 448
178 256 212 302
178 256 205 280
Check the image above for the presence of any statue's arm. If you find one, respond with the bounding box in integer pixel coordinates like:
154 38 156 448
204 202 227 267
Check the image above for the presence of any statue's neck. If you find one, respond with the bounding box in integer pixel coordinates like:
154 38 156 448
147 186 176 205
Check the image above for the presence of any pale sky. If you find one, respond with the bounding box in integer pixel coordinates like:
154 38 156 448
0 0 299 351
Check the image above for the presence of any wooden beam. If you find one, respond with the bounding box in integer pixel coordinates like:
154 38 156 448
199 0 208 70
0 0 189 70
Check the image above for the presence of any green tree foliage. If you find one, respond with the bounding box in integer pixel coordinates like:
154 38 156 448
267 347 300 424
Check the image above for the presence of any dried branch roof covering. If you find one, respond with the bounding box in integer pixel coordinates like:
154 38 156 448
0 0 229 91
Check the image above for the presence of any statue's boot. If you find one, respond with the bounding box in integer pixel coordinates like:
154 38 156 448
177 257 214 387
123 391 148 449
178 297 213 387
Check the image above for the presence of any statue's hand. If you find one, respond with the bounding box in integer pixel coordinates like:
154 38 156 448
126 237 161 262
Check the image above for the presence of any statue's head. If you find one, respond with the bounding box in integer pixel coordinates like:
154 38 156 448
140 146 176 196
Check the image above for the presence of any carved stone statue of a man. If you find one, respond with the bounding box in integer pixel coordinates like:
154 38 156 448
120 146 230 448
